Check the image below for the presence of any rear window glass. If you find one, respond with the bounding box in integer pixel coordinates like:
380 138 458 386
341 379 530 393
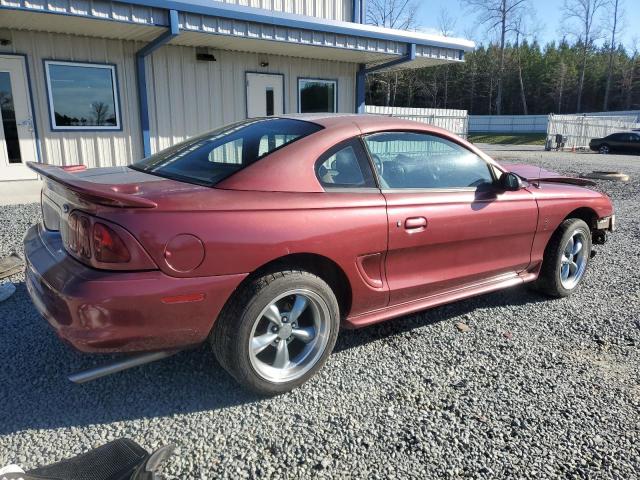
131 118 322 186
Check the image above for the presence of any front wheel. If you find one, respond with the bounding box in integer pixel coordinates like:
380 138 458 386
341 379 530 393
211 270 339 395
533 218 592 297
599 144 610 154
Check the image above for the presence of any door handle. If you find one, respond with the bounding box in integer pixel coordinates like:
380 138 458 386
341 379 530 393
404 217 427 230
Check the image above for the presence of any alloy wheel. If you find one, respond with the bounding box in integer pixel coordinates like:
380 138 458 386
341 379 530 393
559 230 589 290
248 289 331 383
599 145 610 154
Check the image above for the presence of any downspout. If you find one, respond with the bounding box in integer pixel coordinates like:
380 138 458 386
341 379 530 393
136 9 180 158
356 43 416 114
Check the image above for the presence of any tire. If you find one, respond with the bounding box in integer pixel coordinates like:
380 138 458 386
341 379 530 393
599 144 610 154
211 270 340 395
533 218 592 297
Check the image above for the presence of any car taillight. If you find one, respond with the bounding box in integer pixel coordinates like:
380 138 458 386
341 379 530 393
78 216 92 258
92 222 131 263
63 211 156 270
66 212 91 258
67 212 78 252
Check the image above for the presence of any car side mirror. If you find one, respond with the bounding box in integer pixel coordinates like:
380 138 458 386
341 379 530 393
498 172 524 191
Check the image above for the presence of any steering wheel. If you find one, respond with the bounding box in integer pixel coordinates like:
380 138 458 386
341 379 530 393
370 154 384 176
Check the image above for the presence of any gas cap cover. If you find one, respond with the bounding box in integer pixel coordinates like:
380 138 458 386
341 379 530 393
164 234 205 273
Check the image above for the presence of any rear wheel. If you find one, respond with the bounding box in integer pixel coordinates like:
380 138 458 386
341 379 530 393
599 144 610 154
211 270 339 395
533 218 592 297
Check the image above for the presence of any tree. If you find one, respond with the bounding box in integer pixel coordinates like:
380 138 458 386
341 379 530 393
562 0 606 112
437 8 457 37
366 0 419 29
602 0 624 110
462 0 529 114
91 102 110 125
366 0 421 106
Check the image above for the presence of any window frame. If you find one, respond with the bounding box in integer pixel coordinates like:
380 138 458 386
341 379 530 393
44 60 122 132
297 77 338 114
361 130 498 192
315 138 378 191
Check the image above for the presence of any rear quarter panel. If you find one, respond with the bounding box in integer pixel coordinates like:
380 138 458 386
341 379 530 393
101 189 390 316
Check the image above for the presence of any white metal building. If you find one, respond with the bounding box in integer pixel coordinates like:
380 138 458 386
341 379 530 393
0 0 474 183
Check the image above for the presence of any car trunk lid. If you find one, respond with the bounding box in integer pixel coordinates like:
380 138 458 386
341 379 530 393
28 162 206 233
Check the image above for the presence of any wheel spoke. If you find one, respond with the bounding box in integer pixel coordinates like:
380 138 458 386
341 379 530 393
561 263 570 280
569 261 578 276
264 304 282 326
561 255 570 265
572 239 583 255
564 237 574 256
272 339 290 369
252 333 278 355
292 326 315 343
288 294 309 323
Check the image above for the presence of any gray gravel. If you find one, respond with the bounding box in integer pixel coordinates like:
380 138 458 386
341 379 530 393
0 148 639 479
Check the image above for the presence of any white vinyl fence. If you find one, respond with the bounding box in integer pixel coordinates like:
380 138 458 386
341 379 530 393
469 115 548 134
546 114 639 149
365 106 469 138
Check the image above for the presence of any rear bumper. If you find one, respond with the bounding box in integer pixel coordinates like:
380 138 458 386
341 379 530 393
24 224 246 353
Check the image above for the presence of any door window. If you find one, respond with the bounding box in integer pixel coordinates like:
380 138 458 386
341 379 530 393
316 139 376 189
363 131 494 189
0 72 21 163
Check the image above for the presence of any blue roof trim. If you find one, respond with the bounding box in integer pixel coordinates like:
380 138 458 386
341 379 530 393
118 0 475 51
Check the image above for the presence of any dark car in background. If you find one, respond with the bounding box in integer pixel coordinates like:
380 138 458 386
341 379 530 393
589 132 640 154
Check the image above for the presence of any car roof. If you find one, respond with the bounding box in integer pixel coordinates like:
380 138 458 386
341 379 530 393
276 113 455 137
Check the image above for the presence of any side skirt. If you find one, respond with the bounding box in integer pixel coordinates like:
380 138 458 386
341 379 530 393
343 270 537 329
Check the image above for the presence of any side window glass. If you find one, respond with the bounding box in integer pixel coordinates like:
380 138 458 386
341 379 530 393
363 132 494 189
316 140 376 189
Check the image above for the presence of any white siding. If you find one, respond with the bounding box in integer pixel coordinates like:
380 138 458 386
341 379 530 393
211 0 352 21
1 28 143 168
146 45 357 152
3 29 357 167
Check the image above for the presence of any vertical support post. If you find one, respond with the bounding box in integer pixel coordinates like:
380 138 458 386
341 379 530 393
352 0 361 23
356 64 367 114
136 9 180 158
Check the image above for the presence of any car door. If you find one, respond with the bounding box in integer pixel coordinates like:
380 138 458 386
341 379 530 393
362 131 539 306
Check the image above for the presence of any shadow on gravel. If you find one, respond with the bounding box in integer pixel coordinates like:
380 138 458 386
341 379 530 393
0 281 547 436
0 282 260 436
334 284 548 353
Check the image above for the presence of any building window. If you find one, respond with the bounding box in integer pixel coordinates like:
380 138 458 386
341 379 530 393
44 61 120 130
298 78 337 113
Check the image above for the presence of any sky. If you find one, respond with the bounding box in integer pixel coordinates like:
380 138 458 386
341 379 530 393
415 0 640 50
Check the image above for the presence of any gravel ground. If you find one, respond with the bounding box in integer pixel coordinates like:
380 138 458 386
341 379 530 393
0 149 638 479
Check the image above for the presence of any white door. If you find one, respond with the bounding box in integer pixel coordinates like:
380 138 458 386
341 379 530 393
246 73 284 118
0 55 38 181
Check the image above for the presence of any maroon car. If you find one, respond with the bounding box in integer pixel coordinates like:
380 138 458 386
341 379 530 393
24 115 615 394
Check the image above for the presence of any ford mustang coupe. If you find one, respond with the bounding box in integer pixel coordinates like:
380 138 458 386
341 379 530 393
24 115 615 394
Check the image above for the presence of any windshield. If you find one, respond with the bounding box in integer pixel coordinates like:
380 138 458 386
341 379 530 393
131 118 323 186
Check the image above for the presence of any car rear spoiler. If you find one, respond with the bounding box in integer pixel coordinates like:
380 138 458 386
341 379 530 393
27 162 157 209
